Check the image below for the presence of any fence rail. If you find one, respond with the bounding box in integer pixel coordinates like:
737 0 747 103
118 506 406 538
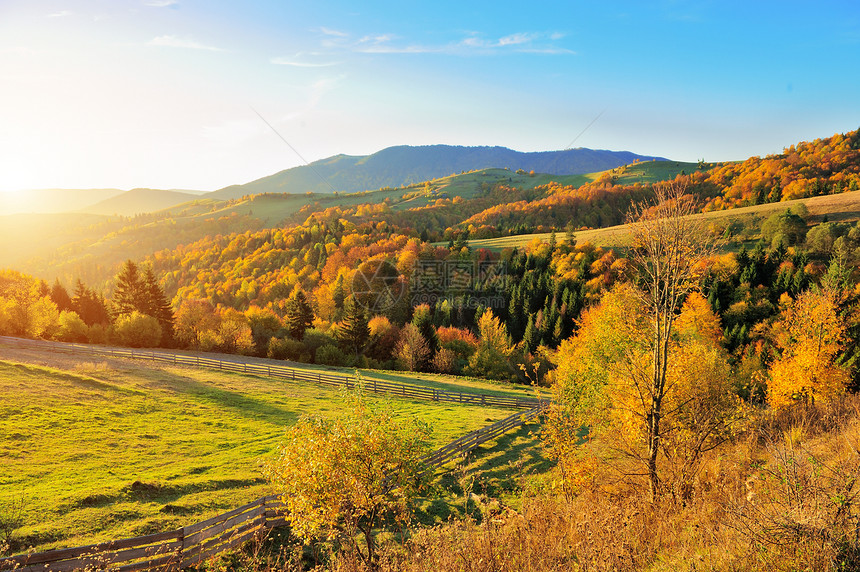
0 336 541 410
0 407 542 571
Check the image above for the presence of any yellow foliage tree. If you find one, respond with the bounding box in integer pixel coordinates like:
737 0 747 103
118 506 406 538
768 288 849 408
547 283 743 498
264 391 431 568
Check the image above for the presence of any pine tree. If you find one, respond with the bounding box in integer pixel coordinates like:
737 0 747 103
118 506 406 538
411 304 438 354
113 260 144 317
142 267 175 341
337 296 370 357
50 279 73 312
523 314 538 354
72 279 110 326
285 288 315 340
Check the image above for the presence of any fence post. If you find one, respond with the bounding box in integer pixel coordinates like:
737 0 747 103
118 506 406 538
177 526 186 569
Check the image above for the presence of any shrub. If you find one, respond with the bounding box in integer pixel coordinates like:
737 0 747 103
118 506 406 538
55 311 89 343
432 347 458 374
267 336 308 362
316 344 347 367
303 328 337 358
111 311 162 348
87 323 109 344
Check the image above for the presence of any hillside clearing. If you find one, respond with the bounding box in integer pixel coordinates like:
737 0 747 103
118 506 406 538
465 189 860 251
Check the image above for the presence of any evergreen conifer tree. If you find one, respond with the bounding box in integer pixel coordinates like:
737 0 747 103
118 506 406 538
113 260 144 317
50 279 73 312
337 296 370 357
285 288 315 340
142 267 175 341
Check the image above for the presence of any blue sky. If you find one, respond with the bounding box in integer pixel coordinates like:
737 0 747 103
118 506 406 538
1 0 858 192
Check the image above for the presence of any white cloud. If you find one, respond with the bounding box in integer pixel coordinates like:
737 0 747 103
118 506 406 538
271 53 339 67
310 27 571 57
319 27 349 38
47 10 72 18
144 0 179 7
148 35 224 51
358 34 396 45
497 33 534 46
518 47 576 55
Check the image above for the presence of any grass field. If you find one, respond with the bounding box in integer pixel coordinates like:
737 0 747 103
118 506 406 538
612 159 702 185
0 348 532 553
465 189 860 252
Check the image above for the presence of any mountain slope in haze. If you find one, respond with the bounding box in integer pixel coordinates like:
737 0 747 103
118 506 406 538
0 188 124 215
81 188 203 217
209 145 666 200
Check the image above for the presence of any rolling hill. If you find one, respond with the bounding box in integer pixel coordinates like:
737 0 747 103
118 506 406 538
0 188 124 216
209 145 666 200
81 188 204 217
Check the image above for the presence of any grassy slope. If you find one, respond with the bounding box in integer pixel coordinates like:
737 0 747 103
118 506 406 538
0 351 524 552
612 159 701 184
466 189 860 252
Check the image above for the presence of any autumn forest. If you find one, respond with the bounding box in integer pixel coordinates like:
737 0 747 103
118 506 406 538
4 128 860 570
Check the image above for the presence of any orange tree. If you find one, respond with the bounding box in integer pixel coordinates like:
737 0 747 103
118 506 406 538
264 389 432 569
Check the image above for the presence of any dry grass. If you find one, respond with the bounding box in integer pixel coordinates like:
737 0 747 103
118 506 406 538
325 395 860 572
465 189 860 252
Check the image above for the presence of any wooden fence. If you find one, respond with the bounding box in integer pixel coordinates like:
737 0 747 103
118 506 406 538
421 407 543 470
0 336 541 410
0 407 543 571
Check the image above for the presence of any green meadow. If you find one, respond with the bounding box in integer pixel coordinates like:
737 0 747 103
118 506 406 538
0 354 526 552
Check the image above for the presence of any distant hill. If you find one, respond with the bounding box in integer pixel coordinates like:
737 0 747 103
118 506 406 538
209 145 666 200
81 188 203 217
0 188 123 215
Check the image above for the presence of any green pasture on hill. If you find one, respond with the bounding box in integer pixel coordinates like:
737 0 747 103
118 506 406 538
465 189 860 252
612 160 702 184
0 355 528 553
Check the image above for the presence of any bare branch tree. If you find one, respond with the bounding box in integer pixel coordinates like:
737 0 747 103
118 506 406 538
626 180 717 500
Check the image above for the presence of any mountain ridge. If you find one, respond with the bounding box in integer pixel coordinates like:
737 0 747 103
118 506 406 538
209 144 666 200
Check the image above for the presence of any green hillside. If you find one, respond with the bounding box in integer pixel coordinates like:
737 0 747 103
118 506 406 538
0 348 527 552
612 159 702 184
